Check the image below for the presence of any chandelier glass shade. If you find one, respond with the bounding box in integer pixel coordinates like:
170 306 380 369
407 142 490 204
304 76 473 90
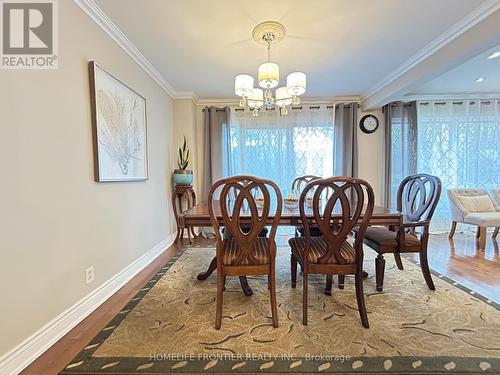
276 87 292 107
234 21 306 116
258 62 280 88
247 88 264 109
234 74 254 97
287 72 306 96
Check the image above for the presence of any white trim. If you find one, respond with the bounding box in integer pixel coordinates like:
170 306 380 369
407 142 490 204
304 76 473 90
175 92 200 103
73 0 198 101
362 0 500 104
0 233 176 375
403 93 500 102
74 0 500 105
72 0 361 105
196 96 362 106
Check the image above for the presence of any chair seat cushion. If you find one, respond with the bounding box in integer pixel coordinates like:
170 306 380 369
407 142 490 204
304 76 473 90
222 237 270 265
363 227 420 250
296 225 323 237
464 212 500 227
288 236 356 264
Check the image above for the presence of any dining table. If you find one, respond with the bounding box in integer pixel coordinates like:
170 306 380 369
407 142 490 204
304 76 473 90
179 200 402 296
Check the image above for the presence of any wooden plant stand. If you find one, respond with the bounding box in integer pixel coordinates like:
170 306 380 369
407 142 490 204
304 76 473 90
172 184 197 244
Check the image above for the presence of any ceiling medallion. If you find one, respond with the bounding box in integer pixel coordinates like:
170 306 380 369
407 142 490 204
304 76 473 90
234 21 306 116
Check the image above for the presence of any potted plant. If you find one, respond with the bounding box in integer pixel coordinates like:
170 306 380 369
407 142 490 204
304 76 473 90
173 136 193 185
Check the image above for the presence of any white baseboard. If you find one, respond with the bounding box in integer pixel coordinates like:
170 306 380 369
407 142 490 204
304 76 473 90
0 233 176 375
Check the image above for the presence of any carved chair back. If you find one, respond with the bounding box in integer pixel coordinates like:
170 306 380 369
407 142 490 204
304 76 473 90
291 175 320 194
208 176 282 266
397 174 442 228
299 177 374 265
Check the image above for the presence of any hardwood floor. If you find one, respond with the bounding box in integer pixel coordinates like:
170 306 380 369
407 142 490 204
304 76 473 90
408 232 500 304
20 233 499 375
20 238 211 375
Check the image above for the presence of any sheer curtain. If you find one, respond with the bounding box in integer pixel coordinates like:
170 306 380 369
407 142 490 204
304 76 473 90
417 100 500 231
226 107 334 194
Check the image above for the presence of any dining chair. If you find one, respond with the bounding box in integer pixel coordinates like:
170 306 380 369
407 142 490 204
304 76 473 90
358 173 441 292
208 175 282 329
289 177 374 328
291 175 322 237
222 185 269 239
291 175 320 193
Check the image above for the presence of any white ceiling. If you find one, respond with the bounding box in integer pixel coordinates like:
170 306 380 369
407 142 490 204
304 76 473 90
411 43 500 95
94 0 488 99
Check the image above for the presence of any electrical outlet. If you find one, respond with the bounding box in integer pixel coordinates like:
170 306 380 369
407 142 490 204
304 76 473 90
85 266 94 284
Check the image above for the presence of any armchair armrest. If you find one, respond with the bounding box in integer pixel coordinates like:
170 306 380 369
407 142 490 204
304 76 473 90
489 189 500 212
447 190 469 222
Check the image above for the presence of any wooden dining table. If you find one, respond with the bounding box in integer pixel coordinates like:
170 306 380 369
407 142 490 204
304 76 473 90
180 201 402 295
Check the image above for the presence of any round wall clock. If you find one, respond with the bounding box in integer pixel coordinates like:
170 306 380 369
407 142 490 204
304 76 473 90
359 114 379 134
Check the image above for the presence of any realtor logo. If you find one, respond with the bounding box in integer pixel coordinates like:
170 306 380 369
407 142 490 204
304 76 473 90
1 0 58 69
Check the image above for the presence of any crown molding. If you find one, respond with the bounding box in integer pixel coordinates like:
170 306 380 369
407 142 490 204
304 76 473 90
403 93 500 102
195 95 362 106
362 0 500 105
73 0 198 101
173 91 200 103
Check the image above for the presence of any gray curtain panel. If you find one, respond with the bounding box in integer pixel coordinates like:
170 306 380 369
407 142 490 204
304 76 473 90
334 102 358 177
383 101 417 207
202 106 231 200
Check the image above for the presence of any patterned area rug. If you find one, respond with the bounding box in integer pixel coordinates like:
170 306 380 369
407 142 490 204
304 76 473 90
61 244 500 374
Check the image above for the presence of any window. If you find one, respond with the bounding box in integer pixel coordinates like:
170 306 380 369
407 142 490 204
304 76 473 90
416 100 500 231
225 108 334 194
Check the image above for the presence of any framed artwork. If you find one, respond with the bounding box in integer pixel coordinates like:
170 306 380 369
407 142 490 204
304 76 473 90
89 61 148 182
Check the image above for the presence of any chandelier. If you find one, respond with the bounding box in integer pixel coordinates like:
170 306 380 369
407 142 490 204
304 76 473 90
234 21 306 116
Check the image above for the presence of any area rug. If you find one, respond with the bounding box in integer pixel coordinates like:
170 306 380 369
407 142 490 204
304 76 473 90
61 244 500 374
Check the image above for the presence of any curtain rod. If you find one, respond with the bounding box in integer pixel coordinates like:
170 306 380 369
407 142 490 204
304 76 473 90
232 105 334 112
334 103 361 108
382 102 415 113
419 100 499 106
388 102 415 107
202 108 228 112
291 105 334 110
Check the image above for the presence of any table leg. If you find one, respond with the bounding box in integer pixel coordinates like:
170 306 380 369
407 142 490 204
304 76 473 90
196 257 254 296
174 228 182 244
239 276 253 296
187 225 192 244
197 257 217 280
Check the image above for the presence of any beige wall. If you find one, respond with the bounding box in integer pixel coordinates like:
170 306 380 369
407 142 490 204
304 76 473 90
0 1 176 356
357 108 385 205
173 99 201 198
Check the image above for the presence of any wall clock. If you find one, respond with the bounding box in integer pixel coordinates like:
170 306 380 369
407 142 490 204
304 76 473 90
359 114 379 134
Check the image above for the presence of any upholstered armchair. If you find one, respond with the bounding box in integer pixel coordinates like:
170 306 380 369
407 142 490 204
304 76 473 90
447 188 500 249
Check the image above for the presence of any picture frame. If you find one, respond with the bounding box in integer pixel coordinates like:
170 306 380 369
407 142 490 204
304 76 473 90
88 61 148 182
